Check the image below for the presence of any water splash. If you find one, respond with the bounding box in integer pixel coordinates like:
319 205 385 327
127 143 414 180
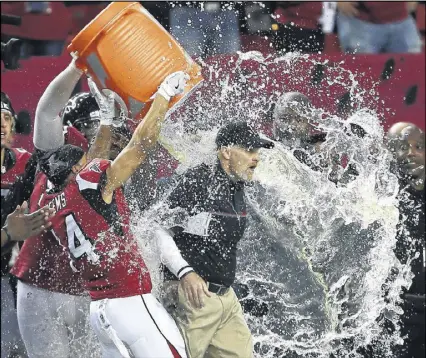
132 51 414 357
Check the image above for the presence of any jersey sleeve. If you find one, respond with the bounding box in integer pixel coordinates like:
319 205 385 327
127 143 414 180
75 159 112 215
64 126 89 152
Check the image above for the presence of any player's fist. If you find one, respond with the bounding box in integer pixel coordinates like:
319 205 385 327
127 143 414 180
157 71 190 101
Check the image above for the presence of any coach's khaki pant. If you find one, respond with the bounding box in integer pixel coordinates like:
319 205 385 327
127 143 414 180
172 284 253 358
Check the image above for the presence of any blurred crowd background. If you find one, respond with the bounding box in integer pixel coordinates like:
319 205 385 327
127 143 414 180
1 1 425 155
1 1 426 59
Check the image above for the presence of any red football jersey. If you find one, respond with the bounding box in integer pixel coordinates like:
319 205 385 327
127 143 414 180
25 158 151 300
10 170 85 295
1 147 32 274
1 147 31 197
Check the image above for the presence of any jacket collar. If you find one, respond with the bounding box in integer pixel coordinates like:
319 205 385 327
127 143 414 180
214 161 245 191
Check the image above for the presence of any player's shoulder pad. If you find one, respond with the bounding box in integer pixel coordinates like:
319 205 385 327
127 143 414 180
76 159 112 191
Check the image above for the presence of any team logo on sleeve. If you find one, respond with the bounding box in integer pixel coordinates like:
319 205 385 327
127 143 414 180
89 162 102 173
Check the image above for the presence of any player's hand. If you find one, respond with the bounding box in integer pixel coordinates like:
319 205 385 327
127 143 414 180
157 71 190 101
88 78 117 127
179 271 211 309
69 54 84 75
4 202 55 242
336 2 359 17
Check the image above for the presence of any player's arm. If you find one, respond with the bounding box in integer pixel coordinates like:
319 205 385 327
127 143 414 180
34 57 83 151
101 72 189 203
86 78 116 162
157 167 211 309
156 225 211 310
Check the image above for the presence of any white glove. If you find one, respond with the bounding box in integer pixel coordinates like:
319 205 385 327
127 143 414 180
88 77 123 127
157 71 190 101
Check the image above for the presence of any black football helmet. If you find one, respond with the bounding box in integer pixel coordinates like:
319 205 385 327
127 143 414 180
62 92 100 142
1 91 16 133
1 91 16 117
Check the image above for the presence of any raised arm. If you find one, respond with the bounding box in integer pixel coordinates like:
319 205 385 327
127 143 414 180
85 78 117 162
34 58 83 151
101 71 189 203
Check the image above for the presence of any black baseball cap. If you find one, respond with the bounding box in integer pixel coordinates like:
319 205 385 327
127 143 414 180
216 122 274 149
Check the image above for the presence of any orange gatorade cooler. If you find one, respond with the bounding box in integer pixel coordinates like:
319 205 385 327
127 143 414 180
67 1 203 121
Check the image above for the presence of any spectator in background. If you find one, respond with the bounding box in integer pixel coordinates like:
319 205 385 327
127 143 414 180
336 1 422 53
169 1 241 59
1 92 32 358
1 2 107 58
387 122 425 358
271 1 324 53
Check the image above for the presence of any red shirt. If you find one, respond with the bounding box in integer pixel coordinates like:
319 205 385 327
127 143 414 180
1 148 31 274
9 127 87 291
19 159 152 300
1 148 31 196
356 2 408 24
10 171 86 295
64 126 89 151
274 2 323 30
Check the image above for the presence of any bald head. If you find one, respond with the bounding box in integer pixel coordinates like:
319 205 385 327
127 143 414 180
387 122 425 185
273 92 314 142
387 122 418 139
273 92 312 119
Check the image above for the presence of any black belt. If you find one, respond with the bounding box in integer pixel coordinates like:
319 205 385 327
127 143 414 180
207 282 229 296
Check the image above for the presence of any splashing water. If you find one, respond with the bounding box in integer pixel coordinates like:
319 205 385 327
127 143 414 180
132 51 414 358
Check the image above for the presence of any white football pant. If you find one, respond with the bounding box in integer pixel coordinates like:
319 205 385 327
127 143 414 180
17 280 99 358
90 293 187 358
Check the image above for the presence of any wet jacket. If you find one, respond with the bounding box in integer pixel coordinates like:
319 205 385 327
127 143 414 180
164 162 247 287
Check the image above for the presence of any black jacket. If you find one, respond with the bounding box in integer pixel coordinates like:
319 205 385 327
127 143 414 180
164 162 247 286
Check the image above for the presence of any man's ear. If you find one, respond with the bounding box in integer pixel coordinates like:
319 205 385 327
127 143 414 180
219 146 231 160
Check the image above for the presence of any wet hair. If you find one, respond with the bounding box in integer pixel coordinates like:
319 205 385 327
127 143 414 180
39 144 85 187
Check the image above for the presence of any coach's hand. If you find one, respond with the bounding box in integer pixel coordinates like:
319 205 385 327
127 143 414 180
180 272 211 309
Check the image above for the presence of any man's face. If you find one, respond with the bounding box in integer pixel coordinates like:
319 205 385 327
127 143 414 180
228 146 260 182
1 111 14 148
109 129 130 160
389 127 425 179
274 109 311 143
77 120 100 144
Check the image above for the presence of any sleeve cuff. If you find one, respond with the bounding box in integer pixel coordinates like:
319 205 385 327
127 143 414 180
178 266 194 280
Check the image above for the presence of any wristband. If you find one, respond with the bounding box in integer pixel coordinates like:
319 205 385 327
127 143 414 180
97 111 114 127
178 266 194 280
157 87 171 102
